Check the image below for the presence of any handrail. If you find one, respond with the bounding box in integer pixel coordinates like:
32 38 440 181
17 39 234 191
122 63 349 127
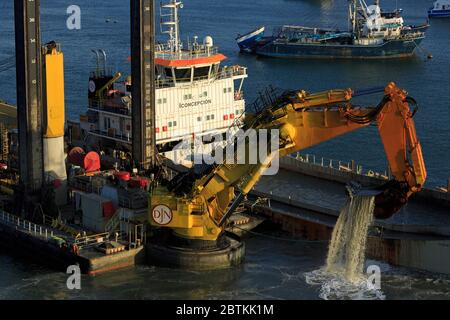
0 209 110 250
0 209 54 239
73 232 110 249
155 46 220 60
290 153 389 180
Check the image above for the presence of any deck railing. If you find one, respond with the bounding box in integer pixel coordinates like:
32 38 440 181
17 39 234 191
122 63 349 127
73 232 110 249
0 210 112 250
291 152 389 180
89 99 131 117
155 46 220 60
0 209 54 239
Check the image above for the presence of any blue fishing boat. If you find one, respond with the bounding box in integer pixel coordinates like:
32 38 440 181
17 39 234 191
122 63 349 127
428 0 450 17
236 26 265 53
240 1 428 59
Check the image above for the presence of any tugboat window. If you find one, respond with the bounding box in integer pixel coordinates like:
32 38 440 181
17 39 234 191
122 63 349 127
194 66 210 79
174 68 192 82
164 68 173 77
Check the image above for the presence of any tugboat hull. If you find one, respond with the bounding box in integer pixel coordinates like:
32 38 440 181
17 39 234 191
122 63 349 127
256 37 424 59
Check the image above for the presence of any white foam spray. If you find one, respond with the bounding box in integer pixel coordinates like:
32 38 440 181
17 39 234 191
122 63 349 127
305 194 385 300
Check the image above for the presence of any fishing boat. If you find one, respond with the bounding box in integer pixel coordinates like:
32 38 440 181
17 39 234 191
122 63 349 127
428 0 450 17
239 0 429 59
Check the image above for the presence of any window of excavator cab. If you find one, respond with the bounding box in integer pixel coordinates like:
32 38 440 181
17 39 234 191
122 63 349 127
194 66 210 79
174 67 192 82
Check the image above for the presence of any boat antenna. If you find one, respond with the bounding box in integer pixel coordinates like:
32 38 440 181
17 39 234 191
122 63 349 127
160 0 183 53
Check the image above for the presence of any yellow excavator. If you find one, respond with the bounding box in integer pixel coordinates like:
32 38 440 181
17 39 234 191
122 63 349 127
147 82 427 269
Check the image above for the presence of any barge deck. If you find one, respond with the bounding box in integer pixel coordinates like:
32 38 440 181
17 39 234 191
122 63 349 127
245 155 450 275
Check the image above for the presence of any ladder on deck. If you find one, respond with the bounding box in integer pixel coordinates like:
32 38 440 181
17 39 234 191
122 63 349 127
105 209 121 233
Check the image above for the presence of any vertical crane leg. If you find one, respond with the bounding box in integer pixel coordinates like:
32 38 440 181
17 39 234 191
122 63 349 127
14 0 44 192
131 0 156 171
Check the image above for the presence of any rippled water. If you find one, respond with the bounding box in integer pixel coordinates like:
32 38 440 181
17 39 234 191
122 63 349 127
1 234 450 300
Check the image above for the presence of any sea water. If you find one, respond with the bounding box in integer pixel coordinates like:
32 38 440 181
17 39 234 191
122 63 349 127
305 195 385 300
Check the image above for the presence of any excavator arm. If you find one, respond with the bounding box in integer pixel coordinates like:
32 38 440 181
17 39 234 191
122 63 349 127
149 83 426 242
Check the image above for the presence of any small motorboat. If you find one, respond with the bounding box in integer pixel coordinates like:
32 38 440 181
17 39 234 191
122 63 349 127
428 0 450 18
236 26 265 53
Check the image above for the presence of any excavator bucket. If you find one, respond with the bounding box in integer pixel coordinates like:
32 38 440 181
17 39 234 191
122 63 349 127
346 180 409 220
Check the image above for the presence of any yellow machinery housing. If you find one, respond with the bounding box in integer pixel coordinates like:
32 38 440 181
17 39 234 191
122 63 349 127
149 83 427 244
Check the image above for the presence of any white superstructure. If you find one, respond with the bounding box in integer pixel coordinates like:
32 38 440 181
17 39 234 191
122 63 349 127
69 1 247 165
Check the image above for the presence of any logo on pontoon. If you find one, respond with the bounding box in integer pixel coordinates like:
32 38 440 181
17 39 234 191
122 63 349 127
88 80 96 93
152 205 173 225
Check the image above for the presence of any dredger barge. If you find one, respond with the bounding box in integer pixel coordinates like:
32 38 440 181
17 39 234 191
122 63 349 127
0 0 449 278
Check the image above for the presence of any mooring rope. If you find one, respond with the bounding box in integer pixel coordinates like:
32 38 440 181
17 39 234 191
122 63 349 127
413 40 433 59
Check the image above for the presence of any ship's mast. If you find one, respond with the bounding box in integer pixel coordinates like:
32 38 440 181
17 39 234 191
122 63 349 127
348 0 358 34
161 0 183 53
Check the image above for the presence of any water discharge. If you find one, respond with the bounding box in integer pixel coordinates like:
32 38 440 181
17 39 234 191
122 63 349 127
326 194 375 282
305 194 385 300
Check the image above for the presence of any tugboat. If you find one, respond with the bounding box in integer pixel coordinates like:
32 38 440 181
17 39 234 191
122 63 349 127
238 0 429 59
428 0 450 17
67 0 248 168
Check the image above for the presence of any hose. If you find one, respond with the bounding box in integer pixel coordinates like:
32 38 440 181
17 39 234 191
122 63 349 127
345 95 390 124
405 96 419 117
